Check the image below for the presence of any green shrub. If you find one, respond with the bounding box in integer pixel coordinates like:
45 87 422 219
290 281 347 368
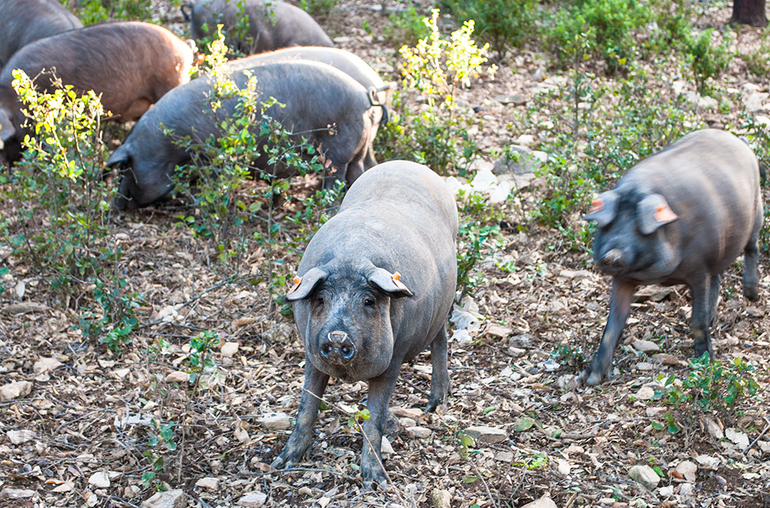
441 0 538 59
682 28 733 95
300 0 337 18
0 70 140 353
382 4 432 48
64 0 154 24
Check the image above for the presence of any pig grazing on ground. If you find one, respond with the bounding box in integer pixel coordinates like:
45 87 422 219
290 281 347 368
580 129 762 386
272 161 458 488
0 0 82 70
184 0 333 54
227 47 393 168
107 60 375 209
0 21 193 164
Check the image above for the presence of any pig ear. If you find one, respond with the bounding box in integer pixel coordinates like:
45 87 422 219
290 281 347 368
106 144 131 169
637 193 678 235
286 267 327 301
368 268 414 298
583 191 619 227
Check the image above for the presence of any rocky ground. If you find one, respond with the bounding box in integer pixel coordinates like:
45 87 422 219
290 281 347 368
2 0 770 507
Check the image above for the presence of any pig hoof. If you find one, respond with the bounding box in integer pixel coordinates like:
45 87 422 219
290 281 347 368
362 470 389 491
577 368 605 386
745 286 759 302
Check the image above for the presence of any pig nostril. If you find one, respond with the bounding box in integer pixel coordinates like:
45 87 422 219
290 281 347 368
321 343 332 357
340 345 354 359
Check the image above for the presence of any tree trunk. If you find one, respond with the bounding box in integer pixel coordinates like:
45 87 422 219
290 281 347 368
731 0 768 27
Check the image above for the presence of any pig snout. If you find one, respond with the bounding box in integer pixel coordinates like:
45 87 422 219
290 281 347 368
320 331 356 364
597 248 624 272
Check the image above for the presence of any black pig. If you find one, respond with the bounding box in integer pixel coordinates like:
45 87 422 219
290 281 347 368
0 0 82 70
580 129 762 386
106 60 375 209
0 21 193 164
272 160 458 488
227 47 393 169
184 0 333 54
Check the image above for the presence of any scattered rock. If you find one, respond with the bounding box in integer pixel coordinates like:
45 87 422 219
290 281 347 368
695 455 720 470
636 362 654 371
494 94 527 106
238 492 267 507
464 426 508 444
651 354 682 366
520 495 558 508
34 357 62 375
141 489 186 508
634 385 657 401
1 302 49 315
406 426 431 439
495 451 514 462
431 488 452 508
633 285 673 303
195 477 220 491
493 145 538 175
485 323 513 338
220 342 239 358
632 340 660 354
258 412 291 431
391 407 423 419
262 323 294 343
745 306 764 317
0 381 32 401
629 464 660 489
381 435 394 456
165 371 190 383
0 488 36 499
7 429 36 445
88 471 111 488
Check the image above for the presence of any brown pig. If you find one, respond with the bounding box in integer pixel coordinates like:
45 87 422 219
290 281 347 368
0 0 82 70
0 21 193 164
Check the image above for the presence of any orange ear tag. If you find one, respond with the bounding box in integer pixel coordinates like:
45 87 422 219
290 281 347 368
653 204 677 223
391 272 409 291
287 275 302 294
587 198 604 215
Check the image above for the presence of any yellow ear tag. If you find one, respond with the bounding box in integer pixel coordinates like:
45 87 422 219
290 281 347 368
587 198 604 215
287 275 302 294
653 204 677 223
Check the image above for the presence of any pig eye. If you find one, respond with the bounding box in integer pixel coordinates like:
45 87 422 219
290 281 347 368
364 296 375 307
315 295 324 306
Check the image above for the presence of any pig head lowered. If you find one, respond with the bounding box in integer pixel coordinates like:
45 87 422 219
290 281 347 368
0 0 82 70
186 0 333 55
581 129 762 386
107 60 375 209
272 161 458 488
0 21 193 164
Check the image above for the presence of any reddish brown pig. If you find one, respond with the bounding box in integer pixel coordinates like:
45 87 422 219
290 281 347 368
184 0 334 54
0 0 82 70
0 21 193 163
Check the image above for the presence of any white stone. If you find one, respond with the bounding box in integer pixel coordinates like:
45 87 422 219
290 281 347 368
679 483 695 496
431 488 452 508
629 464 660 489
464 426 508 444
634 385 656 400
380 435 394 456
520 495 558 508
636 362 654 371
406 426 432 439
258 412 291 431
88 471 111 488
632 340 660 353
7 429 36 444
141 489 187 508
195 477 220 491
220 342 239 358
0 381 32 401
658 486 674 497
695 455 720 470
1 488 36 499
238 492 267 507
390 407 423 419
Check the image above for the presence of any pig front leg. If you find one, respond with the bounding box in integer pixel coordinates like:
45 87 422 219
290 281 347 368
271 361 329 469
691 277 714 360
425 324 450 412
708 273 721 328
361 371 400 489
579 278 636 386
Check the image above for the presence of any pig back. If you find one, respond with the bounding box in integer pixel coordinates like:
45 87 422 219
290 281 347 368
298 161 458 361
0 0 82 69
619 129 761 277
0 21 193 121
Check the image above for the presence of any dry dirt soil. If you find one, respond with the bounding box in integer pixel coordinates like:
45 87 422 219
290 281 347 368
2 1 770 507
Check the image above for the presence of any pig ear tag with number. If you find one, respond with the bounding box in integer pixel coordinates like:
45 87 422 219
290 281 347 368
287 276 302 295
587 198 604 215
653 204 677 223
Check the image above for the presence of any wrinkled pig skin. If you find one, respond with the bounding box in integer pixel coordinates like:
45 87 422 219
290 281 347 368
107 60 374 209
227 46 393 170
0 0 82 70
581 129 762 386
272 161 458 489
187 0 333 54
0 21 193 164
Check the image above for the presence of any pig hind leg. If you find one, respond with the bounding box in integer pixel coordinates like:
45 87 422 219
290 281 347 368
743 216 761 302
425 324 450 412
708 273 721 328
